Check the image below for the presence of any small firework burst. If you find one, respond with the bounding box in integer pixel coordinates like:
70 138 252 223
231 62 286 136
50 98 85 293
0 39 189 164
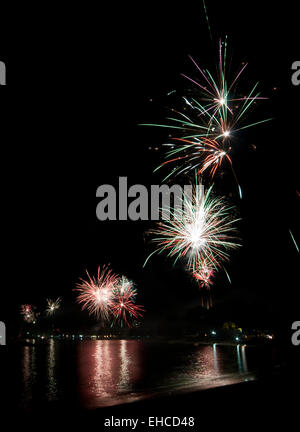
46 297 62 316
75 265 119 321
117 276 137 298
111 277 144 327
192 260 215 289
192 259 215 309
20 304 36 323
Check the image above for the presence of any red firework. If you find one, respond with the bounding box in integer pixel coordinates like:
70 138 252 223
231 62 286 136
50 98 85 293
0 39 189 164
192 261 215 289
75 265 119 321
111 278 145 327
20 304 36 323
192 260 215 309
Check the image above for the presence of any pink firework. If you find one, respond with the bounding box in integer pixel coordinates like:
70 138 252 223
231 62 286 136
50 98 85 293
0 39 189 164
20 304 36 323
192 261 215 289
75 265 119 321
192 260 215 309
111 277 145 327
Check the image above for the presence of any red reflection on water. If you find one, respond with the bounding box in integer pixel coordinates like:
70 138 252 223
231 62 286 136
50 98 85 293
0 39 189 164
77 340 143 407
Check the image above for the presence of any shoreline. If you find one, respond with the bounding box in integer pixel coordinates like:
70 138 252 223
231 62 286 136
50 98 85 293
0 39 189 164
5 369 298 430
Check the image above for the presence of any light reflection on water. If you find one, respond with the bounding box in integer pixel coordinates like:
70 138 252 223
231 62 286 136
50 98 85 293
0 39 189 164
77 340 145 407
18 340 252 409
237 344 248 374
47 339 58 400
21 345 37 404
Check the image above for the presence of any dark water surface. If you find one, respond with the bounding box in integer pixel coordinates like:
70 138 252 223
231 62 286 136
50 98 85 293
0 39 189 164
4 340 277 410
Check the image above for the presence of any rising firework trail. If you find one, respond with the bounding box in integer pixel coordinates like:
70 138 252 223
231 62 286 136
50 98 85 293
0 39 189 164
202 0 212 41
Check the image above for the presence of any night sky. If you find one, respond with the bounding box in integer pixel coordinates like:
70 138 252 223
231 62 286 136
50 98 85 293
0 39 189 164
1 1 299 337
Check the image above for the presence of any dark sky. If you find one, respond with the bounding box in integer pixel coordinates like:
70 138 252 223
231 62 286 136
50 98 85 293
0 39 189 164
1 1 299 334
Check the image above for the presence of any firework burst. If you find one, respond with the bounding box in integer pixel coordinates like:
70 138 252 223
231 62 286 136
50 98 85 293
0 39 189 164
20 304 36 324
75 265 119 321
145 180 240 271
142 38 270 197
111 277 144 327
192 259 215 309
46 297 62 316
75 270 145 327
192 260 215 289
155 39 269 141
180 39 269 132
117 276 137 298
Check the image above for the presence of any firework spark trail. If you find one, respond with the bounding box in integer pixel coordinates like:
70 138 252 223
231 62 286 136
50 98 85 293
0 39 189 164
288 192 300 254
155 137 232 181
145 180 241 271
289 229 299 254
46 297 62 316
202 0 212 41
75 265 119 321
